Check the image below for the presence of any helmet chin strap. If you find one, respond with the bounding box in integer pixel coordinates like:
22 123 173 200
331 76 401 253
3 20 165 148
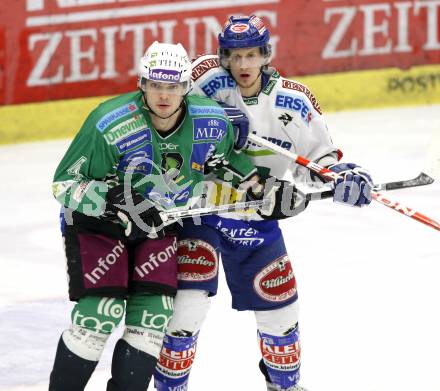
141 91 185 120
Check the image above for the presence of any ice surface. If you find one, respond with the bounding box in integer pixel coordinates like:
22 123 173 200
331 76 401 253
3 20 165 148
1 105 439 391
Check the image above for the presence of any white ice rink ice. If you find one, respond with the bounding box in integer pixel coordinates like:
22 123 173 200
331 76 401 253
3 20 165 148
0 105 439 391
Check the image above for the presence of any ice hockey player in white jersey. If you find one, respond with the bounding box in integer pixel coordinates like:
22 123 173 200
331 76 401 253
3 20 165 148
154 15 374 391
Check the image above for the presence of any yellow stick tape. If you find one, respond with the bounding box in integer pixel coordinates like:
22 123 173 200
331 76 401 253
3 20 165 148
1 63 439 145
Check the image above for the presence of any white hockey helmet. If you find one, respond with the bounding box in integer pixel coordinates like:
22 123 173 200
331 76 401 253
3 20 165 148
138 41 193 94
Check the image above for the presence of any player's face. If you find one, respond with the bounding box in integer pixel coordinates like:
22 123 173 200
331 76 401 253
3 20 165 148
145 80 185 117
228 47 265 88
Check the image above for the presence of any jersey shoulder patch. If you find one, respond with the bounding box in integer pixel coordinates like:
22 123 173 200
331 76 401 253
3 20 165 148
94 91 141 133
191 54 221 82
279 78 322 115
186 95 226 117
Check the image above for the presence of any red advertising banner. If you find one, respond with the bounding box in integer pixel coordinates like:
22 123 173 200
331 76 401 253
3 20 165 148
0 0 439 105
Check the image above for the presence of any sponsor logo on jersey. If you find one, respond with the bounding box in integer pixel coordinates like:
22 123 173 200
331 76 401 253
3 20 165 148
96 102 138 132
104 115 148 144
275 93 313 125
281 79 322 114
200 74 235 97
278 112 293 126
159 142 179 150
188 105 225 116
177 240 218 282
115 128 151 154
253 255 297 302
246 131 292 151
84 241 126 286
244 96 258 105
262 79 277 96
149 68 181 82
192 57 220 81
117 148 153 175
193 118 227 141
134 237 177 278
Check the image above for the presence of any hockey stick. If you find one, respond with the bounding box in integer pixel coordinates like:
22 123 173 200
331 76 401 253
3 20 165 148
377 172 434 191
161 198 270 223
305 172 435 201
248 133 440 231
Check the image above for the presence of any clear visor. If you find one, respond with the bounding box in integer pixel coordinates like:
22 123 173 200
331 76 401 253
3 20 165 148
223 50 268 69
145 80 187 96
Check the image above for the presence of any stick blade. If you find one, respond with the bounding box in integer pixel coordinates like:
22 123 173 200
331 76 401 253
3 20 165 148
424 130 440 180
382 172 435 191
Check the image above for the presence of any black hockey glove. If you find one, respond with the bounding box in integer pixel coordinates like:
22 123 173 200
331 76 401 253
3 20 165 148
219 102 250 150
105 184 167 240
246 176 308 220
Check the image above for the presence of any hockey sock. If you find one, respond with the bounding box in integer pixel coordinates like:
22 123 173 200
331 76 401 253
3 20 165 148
49 296 124 390
49 336 98 391
107 293 174 390
154 332 199 391
106 339 157 391
258 325 301 389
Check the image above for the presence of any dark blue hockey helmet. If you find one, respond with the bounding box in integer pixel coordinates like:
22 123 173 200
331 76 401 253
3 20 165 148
218 15 272 68
218 15 270 49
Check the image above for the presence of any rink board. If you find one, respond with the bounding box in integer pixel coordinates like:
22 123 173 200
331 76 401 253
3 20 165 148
1 63 440 144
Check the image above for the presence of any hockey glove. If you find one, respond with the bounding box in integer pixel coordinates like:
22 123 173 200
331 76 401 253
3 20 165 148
246 176 308 220
105 184 167 240
219 102 249 150
328 163 374 207
204 152 230 173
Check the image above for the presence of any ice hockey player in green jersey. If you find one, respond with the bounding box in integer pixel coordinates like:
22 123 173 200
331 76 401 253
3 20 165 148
48 41 261 391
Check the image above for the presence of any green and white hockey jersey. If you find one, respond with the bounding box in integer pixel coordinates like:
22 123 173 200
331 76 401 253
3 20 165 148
52 91 256 216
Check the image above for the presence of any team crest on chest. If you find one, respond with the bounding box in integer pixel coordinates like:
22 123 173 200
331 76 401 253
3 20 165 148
278 112 293 126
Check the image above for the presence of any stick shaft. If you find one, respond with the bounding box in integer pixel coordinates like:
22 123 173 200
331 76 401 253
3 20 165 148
248 133 440 231
162 199 269 221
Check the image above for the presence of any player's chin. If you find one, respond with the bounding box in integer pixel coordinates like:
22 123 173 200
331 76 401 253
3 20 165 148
237 78 256 88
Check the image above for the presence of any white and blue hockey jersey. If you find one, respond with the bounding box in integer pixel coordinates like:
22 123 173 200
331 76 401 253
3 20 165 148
191 54 339 227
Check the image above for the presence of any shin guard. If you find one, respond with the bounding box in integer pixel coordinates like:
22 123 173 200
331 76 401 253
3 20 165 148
258 325 301 389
